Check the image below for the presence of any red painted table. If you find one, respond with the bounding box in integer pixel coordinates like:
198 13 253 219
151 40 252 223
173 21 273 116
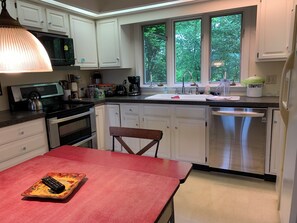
45 145 192 183
0 155 180 223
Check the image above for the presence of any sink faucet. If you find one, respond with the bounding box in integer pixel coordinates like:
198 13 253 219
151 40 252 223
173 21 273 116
181 71 193 94
181 71 199 94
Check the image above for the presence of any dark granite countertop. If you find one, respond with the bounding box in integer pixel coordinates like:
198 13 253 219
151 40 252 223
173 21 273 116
90 95 279 108
0 94 279 128
0 110 45 128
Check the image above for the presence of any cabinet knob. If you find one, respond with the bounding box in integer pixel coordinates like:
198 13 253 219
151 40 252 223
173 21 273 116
116 57 120 61
40 20 44 24
175 127 178 130
136 124 138 127
48 22 52 25
167 126 170 129
129 109 132 112
19 131 24 135
115 112 119 115
22 147 27 151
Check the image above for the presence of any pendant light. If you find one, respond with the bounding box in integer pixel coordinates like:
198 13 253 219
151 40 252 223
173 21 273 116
0 0 52 73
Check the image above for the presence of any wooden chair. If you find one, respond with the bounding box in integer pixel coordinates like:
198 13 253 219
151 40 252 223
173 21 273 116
109 126 163 158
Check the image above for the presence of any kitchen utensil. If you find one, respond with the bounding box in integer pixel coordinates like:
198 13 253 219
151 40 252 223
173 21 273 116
27 91 43 111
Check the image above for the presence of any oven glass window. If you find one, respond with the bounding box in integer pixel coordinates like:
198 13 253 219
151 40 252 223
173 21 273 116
59 116 92 145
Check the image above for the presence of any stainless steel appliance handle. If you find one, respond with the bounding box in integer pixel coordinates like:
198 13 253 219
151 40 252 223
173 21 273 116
48 110 93 125
212 110 265 117
72 134 96 147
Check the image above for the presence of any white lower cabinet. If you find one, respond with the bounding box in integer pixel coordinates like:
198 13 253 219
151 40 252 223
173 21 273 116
95 105 105 149
104 104 121 151
116 103 207 163
0 118 48 171
142 105 171 159
173 106 207 164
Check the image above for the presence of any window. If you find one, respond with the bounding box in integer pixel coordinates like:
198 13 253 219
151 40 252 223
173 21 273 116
210 13 242 83
174 18 202 83
139 9 251 87
142 23 167 85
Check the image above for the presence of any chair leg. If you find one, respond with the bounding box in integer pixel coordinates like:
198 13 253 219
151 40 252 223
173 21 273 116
154 141 160 158
112 136 115 151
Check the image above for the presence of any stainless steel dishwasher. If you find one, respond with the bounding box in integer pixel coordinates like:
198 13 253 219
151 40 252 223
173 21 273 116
209 107 267 175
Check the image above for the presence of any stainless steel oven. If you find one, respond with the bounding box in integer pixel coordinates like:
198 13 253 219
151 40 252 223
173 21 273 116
7 82 97 150
47 107 97 150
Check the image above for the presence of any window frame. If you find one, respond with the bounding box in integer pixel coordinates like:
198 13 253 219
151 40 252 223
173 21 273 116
135 7 253 87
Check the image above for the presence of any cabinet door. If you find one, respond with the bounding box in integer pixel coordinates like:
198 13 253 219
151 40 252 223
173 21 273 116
105 104 121 151
142 116 171 159
70 15 98 68
17 1 46 30
46 9 69 34
96 18 120 67
95 105 105 149
257 0 294 60
174 118 206 164
5 0 17 19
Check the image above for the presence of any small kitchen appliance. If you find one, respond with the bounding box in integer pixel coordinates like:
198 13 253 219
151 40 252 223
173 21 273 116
128 76 141 96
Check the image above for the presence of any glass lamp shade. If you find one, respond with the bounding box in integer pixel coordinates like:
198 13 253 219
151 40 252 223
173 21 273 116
0 28 53 73
0 1 52 73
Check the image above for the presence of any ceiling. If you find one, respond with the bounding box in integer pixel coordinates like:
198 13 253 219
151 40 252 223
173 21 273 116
56 0 180 13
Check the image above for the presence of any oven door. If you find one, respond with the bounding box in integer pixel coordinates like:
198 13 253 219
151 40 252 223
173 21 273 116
47 107 96 149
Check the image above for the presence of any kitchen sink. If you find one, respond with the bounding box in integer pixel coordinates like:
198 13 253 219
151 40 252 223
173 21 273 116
145 94 211 101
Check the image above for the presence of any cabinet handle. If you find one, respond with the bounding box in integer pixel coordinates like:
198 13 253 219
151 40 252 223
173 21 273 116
22 147 27 151
136 124 138 127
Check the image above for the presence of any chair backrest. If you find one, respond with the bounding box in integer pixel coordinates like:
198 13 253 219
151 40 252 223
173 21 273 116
109 126 163 158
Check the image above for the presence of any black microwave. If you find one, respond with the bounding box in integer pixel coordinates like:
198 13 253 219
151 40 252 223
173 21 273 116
30 31 75 66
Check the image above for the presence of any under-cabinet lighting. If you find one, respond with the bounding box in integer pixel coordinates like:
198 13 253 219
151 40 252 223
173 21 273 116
41 0 199 18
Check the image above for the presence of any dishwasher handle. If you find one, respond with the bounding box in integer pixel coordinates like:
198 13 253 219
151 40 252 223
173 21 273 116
212 110 265 117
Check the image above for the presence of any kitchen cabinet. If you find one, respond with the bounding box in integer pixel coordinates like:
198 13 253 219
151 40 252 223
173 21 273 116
118 103 207 162
120 104 141 153
256 0 294 60
96 19 133 68
5 0 17 19
70 15 98 68
0 118 48 171
173 106 207 164
142 105 171 159
17 1 69 34
104 104 121 151
95 105 105 149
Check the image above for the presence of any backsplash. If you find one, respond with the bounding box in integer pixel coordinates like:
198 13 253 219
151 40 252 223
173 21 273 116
0 70 92 111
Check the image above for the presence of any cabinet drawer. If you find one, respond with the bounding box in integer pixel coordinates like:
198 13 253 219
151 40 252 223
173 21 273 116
143 105 170 117
0 133 47 163
121 104 139 115
175 106 206 119
0 119 45 146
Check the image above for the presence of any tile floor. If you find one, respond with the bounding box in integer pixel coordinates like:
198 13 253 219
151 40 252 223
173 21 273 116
174 170 280 223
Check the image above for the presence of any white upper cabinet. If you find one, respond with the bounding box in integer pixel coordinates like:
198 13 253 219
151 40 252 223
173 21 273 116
256 0 294 60
46 9 69 34
70 15 98 68
17 0 69 34
17 1 46 30
5 0 17 19
97 18 120 67
96 18 133 68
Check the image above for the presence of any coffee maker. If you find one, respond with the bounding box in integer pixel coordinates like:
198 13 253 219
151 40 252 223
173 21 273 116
128 76 141 96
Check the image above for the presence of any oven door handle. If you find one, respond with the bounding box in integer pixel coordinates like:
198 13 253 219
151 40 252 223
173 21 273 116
72 134 96 147
212 110 265 117
48 110 93 125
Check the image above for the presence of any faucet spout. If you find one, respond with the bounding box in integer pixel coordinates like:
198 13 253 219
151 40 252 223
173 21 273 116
181 71 193 94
